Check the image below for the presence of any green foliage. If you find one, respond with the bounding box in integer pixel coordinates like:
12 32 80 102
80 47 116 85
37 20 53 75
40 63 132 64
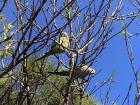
0 71 16 105
0 14 15 59
0 57 99 105
0 15 5 20
121 20 125 35
81 96 99 105
0 70 13 86
28 58 99 105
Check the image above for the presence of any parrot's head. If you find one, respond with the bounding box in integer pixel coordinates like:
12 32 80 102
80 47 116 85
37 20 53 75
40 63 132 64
88 67 95 74
59 32 69 48
80 65 95 74
61 32 68 37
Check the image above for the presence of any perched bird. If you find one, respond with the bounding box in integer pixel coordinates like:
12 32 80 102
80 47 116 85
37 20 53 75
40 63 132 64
35 32 69 61
48 65 95 79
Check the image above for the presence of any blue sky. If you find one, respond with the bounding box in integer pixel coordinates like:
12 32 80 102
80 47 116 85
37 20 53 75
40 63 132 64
80 0 140 104
1 0 140 104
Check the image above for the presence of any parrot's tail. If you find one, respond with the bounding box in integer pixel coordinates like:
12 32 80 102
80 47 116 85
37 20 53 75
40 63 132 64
48 71 69 76
35 51 54 62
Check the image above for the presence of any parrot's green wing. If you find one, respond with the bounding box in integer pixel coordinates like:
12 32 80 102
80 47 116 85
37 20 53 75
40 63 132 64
35 41 65 62
35 51 54 62
51 41 65 54
35 32 69 62
51 34 69 53
73 65 95 79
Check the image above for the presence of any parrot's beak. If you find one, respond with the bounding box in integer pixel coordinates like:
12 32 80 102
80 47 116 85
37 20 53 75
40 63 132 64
91 69 95 74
